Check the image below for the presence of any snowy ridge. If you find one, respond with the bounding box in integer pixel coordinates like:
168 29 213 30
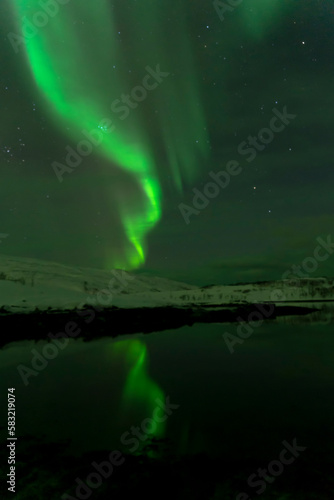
0 254 333 313
0 254 197 312
111 278 334 308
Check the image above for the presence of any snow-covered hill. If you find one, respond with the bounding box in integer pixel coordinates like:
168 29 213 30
0 254 333 314
0 254 333 346
0 254 197 312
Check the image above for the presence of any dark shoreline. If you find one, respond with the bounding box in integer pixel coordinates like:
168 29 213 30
0 303 319 348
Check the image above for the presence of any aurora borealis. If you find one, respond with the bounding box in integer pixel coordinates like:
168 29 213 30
1 2 334 496
6 0 209 271
1 0 333 281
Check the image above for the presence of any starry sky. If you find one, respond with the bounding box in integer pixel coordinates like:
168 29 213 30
1 0 333 285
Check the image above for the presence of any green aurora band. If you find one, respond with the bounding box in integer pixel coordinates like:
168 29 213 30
10 0 290 454
11 0 203 450
11 0 209 270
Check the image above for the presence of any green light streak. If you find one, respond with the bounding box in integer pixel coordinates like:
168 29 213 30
12 0 209 269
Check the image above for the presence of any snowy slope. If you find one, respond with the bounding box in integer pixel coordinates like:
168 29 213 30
0 254 334 313
0 253 198 312
110 278 334 309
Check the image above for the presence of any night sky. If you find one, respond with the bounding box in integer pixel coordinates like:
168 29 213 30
1 0 333 285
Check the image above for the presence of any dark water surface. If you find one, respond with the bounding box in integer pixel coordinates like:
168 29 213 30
1 319 333 498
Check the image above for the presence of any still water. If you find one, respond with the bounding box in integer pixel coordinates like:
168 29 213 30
1 317 333 466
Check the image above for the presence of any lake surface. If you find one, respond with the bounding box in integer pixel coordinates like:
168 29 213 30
1 318 334 497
